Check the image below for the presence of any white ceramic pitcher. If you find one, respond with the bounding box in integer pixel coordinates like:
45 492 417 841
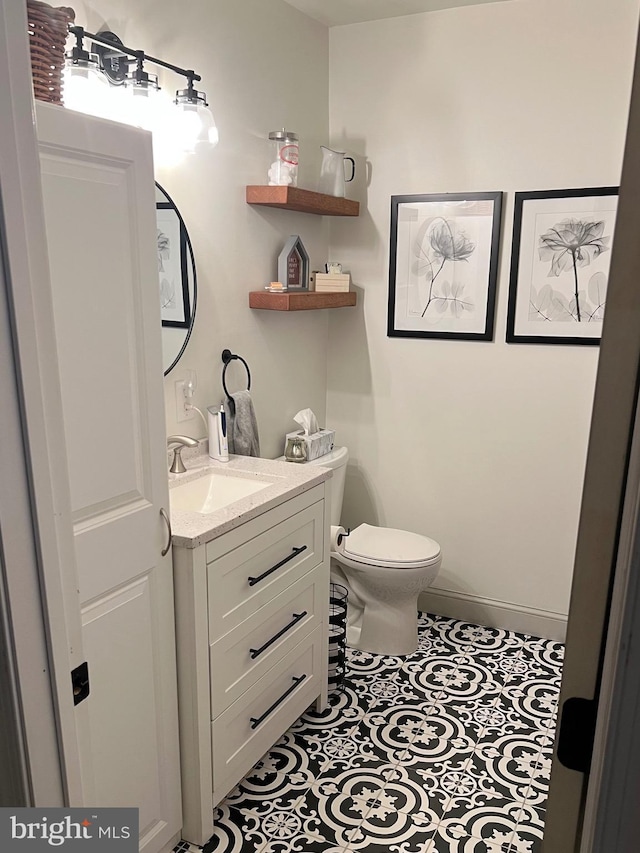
318 146 355 197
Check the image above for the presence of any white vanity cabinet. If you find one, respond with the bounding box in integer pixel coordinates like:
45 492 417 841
172 477 330 846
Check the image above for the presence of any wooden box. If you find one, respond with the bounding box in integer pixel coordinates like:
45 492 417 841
310 272 351 292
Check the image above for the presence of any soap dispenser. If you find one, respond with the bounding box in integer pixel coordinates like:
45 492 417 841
208 405 229 461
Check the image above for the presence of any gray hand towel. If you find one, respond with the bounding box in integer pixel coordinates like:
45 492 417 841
223 391 260 457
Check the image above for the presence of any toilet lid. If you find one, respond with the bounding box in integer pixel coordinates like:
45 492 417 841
342 523 441 569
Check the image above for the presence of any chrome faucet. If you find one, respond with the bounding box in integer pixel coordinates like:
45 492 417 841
167 434 199 474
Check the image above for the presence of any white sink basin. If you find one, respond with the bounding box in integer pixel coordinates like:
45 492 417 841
170 471 271 514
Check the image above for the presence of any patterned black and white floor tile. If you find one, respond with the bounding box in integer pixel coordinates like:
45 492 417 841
174 613 563 853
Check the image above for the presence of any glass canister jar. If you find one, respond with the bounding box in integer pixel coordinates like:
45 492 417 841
267 129 299 187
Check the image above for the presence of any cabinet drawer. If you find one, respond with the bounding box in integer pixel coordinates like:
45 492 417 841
209 571 326 717
211 625 323 806
207 501 324 641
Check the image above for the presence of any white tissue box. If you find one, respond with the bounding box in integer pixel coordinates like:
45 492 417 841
284 428 335 461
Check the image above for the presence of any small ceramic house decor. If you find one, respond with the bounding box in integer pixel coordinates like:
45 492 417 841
278 235 310 290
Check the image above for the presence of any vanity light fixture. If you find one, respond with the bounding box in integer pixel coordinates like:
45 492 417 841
64 26 218 159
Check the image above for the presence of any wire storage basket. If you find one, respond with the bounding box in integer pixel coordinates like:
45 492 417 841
27 0 75 105
328 582 348 692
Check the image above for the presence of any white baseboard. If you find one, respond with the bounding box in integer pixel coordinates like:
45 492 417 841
418 587 567 643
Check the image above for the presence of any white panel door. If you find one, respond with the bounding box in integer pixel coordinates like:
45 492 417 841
36 102 181 853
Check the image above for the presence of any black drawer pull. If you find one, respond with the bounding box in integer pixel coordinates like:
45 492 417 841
249 674 307 730
247 545 307 587
249 611 308 660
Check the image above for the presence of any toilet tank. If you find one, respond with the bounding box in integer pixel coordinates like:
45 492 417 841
307 445 348 527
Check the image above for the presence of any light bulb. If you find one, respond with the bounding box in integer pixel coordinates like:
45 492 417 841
119 81 190 166
145 89 189 167
174 92 219 153
173 104 200 153
97 85 129 124
62 59 110 118
122 81 166 132
192 104 219 151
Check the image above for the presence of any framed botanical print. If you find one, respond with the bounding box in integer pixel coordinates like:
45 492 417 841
506 187 619 345
387 192 503 341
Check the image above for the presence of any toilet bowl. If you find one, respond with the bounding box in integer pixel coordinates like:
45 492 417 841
305 446 442 656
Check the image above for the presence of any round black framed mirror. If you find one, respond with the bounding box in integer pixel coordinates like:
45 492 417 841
155 182 197 375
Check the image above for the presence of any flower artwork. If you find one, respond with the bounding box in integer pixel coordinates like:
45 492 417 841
536 218 610 323
415 219 476 319
156 201 190 328
388 192 502 341
507 188 618 345
157 228 176 313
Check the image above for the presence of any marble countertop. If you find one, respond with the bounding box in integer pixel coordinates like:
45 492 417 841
168 446 331 549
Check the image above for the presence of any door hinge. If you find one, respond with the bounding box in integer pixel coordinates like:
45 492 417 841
71 661 90 706
557 696 597 773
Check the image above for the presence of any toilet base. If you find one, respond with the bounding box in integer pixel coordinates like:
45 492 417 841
331 557 440 657
346 601 420 656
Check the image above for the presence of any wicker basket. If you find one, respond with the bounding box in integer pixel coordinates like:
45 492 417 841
26 0 75 104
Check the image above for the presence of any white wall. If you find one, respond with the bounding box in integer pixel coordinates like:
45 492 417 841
326 0 639 629
77 0 331 458
72 0 639 630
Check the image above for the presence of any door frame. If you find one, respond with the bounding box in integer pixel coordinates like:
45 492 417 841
577 39 640 825
534 19 640 852
578 30 640 853
0 170 36 808
580 392 640 850
0 0 82 804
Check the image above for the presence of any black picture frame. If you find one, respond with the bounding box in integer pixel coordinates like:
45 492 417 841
387 191 503 341
506 187 619 345
156 201 191 329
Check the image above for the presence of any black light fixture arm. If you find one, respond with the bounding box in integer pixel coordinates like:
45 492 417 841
68 25 92 64
68 25 201 84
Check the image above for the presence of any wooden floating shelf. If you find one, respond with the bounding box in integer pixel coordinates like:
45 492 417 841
246 185 360 216
249 291 357 311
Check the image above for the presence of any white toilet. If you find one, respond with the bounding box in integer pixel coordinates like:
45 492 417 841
307 446 442 656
